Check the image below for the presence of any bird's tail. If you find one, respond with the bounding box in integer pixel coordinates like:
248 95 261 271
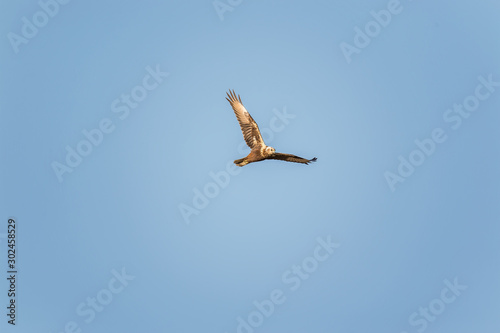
234 158 248 167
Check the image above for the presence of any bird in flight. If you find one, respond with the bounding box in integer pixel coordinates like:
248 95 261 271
226 90 317 167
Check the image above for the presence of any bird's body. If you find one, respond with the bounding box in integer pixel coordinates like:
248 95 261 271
226 90 317 167
234 146 275 166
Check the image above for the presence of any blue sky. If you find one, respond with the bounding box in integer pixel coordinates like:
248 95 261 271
1 1 499 332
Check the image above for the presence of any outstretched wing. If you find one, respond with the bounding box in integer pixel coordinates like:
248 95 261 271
226 90 265 149
267 153 317 165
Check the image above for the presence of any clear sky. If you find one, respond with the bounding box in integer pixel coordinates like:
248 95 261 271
1 1 499 332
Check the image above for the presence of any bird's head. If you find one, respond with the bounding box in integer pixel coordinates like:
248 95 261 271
265 146 276 155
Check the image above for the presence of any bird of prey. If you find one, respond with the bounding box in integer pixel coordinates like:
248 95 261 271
226 90 317 167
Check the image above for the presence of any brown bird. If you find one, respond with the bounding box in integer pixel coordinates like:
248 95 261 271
226 90 317 167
